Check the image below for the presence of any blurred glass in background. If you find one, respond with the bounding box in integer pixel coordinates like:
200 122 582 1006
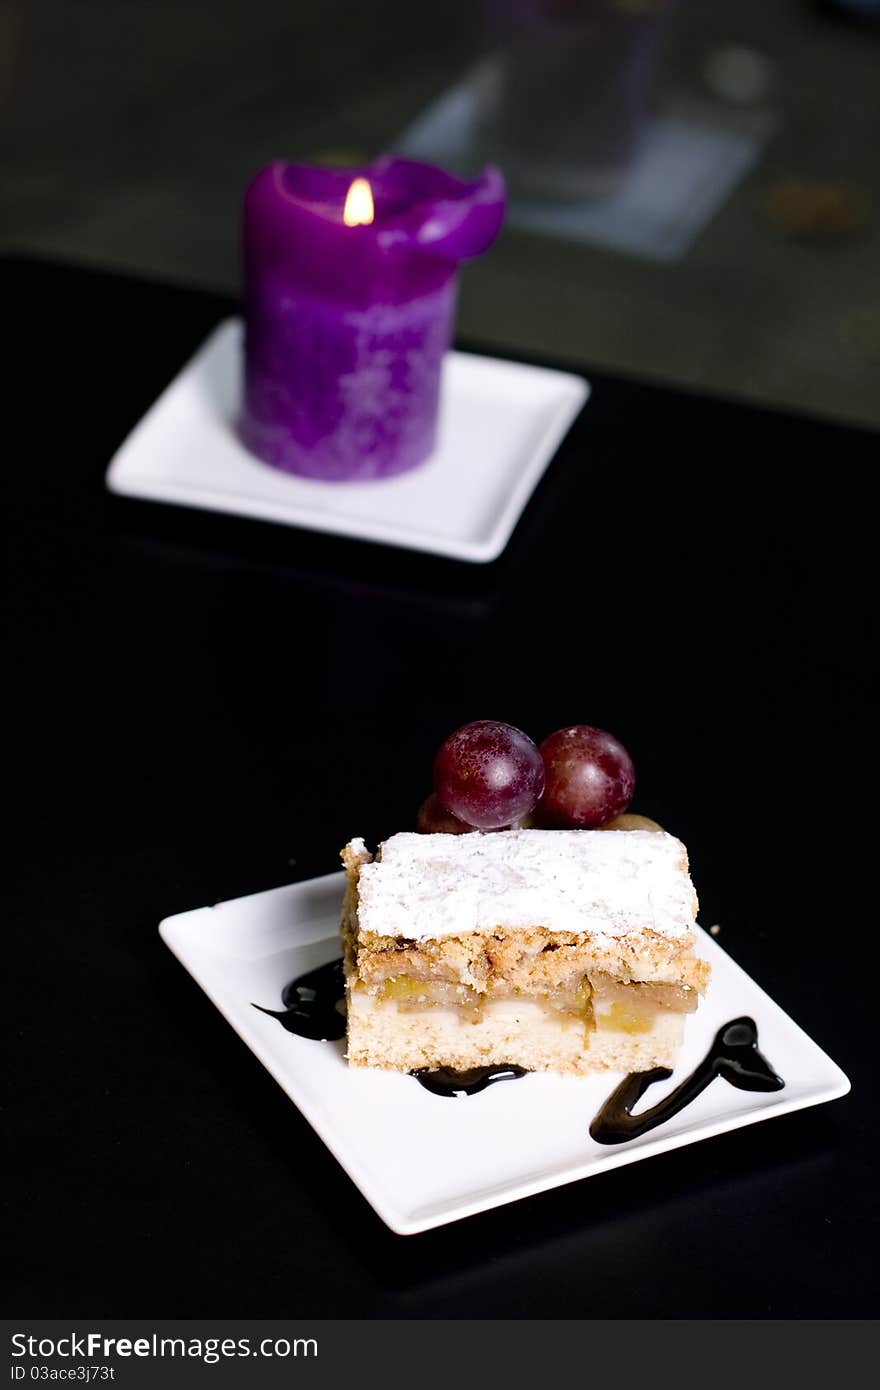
2 1 878 429
477 0 676 200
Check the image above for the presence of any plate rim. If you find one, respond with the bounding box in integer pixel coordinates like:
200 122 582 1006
159 871 851 1235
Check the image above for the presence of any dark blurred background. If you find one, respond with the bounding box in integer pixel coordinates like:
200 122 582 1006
3 0 879 428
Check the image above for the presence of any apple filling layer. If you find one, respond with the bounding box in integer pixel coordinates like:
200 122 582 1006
366 968 698 1035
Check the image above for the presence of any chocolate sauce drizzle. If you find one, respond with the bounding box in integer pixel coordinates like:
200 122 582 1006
252 958 346 1041
589 1016 784 1145
252 963 783 1144
412 1064 528 1097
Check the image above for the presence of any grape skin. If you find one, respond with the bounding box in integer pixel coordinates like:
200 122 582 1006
602 812 661 832
537 725 635 829
433 720 545 831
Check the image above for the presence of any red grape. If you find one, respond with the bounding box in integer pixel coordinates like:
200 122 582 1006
416 792 477 835
433 720 545 830
537 725 635 829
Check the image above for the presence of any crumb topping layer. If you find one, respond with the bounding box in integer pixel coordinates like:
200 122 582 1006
355 828 698 943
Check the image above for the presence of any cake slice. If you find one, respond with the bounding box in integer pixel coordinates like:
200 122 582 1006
340 828 709 1076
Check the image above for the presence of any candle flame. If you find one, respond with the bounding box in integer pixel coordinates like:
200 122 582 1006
343 177 374 227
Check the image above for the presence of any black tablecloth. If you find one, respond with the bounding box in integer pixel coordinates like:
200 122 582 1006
6 255 876 1316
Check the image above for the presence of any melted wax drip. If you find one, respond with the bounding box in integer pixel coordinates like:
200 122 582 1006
589 1016 784 1145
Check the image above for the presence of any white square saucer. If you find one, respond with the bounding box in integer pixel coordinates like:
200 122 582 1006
160 872 849 1235
107 320 588 563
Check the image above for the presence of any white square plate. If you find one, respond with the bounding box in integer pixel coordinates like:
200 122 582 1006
107 320 588 563
160 872 849 1235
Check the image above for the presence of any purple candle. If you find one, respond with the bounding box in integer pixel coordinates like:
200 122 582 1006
240 157 505 482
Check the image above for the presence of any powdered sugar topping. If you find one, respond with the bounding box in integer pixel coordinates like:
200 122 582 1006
355 828 698 942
